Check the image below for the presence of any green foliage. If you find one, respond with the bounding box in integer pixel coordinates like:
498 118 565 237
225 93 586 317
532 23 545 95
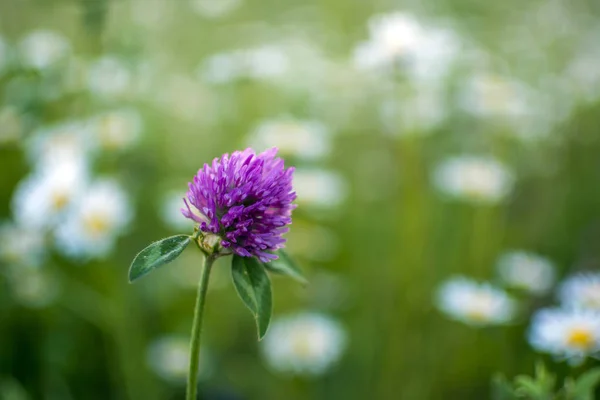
128 235 191 282
492 364 600 400
263 249 308 284
563 369 600 400
231 255 273 340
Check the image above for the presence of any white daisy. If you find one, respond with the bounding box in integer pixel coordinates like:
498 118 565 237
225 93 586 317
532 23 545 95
244 45 289 80
436 277 517 326
160 192 191 232
248 118 331 161
558 273 600 311
26 121 91 169
12 162 88 229
146 336 212 383
460 73 531 119
432 156 515 204
55 179 132 259
190 0 242 18
0 222 46 267
199 51 243 84
88 108 142 152
261 312 347 376
87 56 132 99
293 169 348 208
353 12 460 81
18 30 70 70
529 308 600 364
496 251 556 295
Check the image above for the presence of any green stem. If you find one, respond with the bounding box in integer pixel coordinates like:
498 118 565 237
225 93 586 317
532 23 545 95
186 254 216 400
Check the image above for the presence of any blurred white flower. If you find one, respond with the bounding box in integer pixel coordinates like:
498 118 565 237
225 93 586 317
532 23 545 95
0 107 24 145
26 121 91 169
160 192 190 231
55 180 132 259
529 308 600 365
558 273 600 311
496 251 556 295
199 46 289 84
12 162 88 229
460 73 531 119
380 84 446 135
200 52 243 84
147 335 212 383
248 118 330 161
261 312 347 375
564 29 600 103
293 169 348 208
7 267 60 309
436 277 516 326
87 56 132 99
89 108 142 152
353 12 460 81
190 0 242 18
0 222 46 267
245 45 289 80
18 30 70 70
432 156 515 204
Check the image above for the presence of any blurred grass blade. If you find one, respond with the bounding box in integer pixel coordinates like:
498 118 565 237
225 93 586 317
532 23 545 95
491 374 517 400
264 249 307 284
129 235 191 282
231 255 272 339
572 368 600 400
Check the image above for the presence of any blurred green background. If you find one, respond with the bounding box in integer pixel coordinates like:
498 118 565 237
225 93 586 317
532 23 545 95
1 0 600 399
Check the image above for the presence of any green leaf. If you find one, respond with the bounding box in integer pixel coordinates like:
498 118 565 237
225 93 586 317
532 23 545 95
264 249 308 284
572 368 600 400
231 255 273 339
491 374 517 400
129 235 191 282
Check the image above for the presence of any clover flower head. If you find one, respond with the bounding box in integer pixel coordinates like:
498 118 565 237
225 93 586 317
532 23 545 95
182 147 296 262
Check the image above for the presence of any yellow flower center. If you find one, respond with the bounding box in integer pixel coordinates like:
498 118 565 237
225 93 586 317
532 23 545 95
51 192 69 211
83 214 110 235
466 309 489 322
567 328 595 350
291 331 314 359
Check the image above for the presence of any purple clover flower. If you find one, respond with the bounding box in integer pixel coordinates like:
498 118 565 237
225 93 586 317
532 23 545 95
182 148 296 263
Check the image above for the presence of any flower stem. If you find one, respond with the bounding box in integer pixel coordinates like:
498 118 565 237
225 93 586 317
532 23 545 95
186 254 216 400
